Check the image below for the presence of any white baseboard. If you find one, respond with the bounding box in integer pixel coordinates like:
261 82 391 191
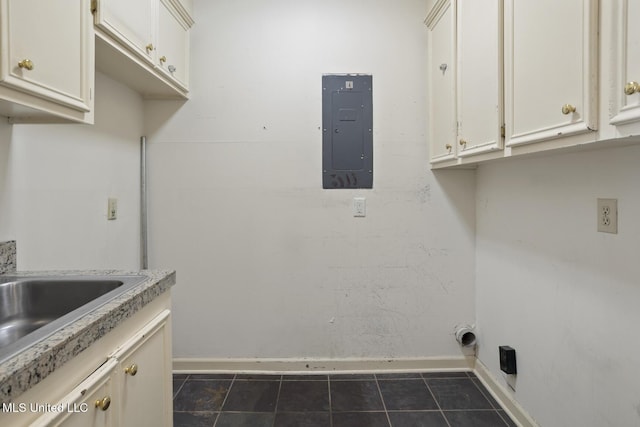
173 356 475 374
173 356 538 427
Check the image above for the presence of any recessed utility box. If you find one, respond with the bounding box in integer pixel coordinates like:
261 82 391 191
322 74 373 189
499 345 517 375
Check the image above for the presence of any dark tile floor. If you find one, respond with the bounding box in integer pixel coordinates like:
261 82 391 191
173 371 518 427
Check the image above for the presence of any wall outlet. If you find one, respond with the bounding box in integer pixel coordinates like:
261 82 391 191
107 198 118 220
597 198 617 234
499 346 517 375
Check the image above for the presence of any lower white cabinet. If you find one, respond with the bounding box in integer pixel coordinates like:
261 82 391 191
111 310 172 427
29 310 172 427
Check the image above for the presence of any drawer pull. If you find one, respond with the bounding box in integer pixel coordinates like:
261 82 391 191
146 43 154 53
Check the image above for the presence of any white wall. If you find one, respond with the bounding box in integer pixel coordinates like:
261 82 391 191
0 73 144 270
476 145 640 427
146 0 476 359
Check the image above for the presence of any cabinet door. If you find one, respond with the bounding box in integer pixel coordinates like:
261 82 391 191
94 0 157 64
457 0 503 157
30 359 117 427
609 0 640 128
504 0 598 147
111 310 172 427
157 0 190 90
427 0 457 163
0 0 93 116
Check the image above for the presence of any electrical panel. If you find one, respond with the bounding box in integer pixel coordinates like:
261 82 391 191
322 74 373 189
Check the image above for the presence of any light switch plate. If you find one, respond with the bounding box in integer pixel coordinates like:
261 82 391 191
107 198 118 220
353 197 366 217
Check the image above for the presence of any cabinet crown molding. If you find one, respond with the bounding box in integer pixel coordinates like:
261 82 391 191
425 0 451 29
162 0 195 27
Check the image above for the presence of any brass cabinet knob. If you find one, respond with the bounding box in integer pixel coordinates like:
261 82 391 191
459 139 467 147
561 104 576 115
95 396 111 411
124 363 138 376
159 56 167 64
445 144 452 151
145 43 154 53
624 81 640 95
18 59 34 70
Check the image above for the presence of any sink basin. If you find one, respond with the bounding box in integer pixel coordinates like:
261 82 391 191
0 275 147 363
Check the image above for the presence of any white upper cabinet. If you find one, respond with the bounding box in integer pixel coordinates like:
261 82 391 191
426 0 457 164
0 0 94 123
504 0 598 147
157 0 190 90
93 0 156 66
93 0 193 99
609 0 640 132
456 0 503 157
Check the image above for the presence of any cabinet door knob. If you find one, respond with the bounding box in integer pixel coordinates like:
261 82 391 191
561 104 576 115
159 56 167 64
445 144 452 151
124 363 138 376
459 139 467 147
624 81 639 95
95 396 111 411
146 43 155 53
18 59 34 70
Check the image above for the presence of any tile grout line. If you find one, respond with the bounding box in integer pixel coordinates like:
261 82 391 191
173 374 189 400
468 372 499 409
467 373 511 427
328 376 334 427
271 375 284 427
373 374 393 427
212 374 236 427
422 375 453 427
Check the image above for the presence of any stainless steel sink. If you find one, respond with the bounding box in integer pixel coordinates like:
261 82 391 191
0 275 147 363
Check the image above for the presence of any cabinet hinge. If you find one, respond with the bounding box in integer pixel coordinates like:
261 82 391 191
500 124 505 138
91 0 97 15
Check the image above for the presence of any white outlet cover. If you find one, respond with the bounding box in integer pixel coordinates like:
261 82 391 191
597 198 617 234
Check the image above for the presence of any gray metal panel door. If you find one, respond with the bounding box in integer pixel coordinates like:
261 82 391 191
322 75 373 189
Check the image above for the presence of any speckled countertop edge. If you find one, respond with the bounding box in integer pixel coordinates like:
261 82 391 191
0 269 176 404
0 241 16 274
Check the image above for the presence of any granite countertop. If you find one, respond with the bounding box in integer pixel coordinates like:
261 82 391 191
0 269 176 404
